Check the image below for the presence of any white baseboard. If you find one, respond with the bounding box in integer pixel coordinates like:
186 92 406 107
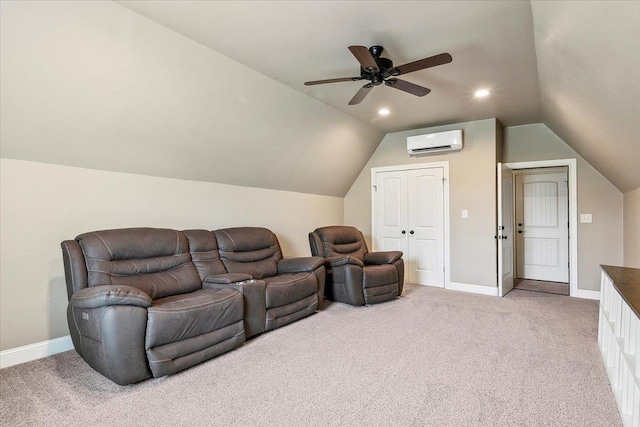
0 335 73 369
447 281 499 296
576 289 601 300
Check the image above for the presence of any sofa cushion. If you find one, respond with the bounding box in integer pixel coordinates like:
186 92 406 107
77 228 201 300
183 229 227 280
263 272 318 309
146 287 245 378
265 294 318 331
363 264 398 289
146 288 243 349
215 227 282 279
364 283 398 304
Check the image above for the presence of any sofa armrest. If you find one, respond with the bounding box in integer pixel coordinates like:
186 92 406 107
277 257 324 274
70 285 152 309
68 286 151 385
364 251 403 265
325 255 364 268
203 273 253 284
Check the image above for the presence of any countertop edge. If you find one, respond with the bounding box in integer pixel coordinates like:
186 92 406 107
601 264 640 319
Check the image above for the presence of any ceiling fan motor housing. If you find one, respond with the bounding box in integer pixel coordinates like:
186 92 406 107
360 46 394 84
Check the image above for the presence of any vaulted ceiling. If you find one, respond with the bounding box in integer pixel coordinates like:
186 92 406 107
116 0 640 193
2 1 638 196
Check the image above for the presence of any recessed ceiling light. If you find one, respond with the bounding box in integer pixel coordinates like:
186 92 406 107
474 89 490 98
378 108 390 116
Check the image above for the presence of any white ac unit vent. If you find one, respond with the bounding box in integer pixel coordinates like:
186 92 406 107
407 129 463 155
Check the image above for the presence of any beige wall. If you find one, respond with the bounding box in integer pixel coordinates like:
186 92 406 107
503 124 624 291
0 159 343 351
0 1 382 198
623 187 640 268
345 119 499 288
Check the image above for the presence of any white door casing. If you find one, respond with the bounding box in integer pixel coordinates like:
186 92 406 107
505 159 577 298
373 165 445 288
497 163 514 297
515 170 569 283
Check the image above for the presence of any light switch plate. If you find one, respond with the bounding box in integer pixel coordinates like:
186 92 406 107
580 214 592 223
461 210 468 219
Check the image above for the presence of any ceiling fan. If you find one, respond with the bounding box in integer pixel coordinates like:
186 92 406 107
304 45 452 105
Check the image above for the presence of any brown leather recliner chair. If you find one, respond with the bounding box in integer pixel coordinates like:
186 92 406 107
309 226 404 306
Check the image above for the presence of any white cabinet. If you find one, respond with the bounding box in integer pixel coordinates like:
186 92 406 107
372 165 446 287
598 266 640 427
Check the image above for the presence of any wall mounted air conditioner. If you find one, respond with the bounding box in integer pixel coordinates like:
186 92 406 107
407 129 463 155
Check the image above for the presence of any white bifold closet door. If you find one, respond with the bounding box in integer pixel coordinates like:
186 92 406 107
374 167 444 287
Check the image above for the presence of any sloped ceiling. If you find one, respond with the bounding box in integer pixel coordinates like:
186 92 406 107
116 0 640 193
2 1 638 195
0 1 383 197
531 1 640 193
116 0 542 132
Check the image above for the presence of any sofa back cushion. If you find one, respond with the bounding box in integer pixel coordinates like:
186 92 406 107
76 228 201 300
313 226 368 261
183 230 228 280
214 227 282 279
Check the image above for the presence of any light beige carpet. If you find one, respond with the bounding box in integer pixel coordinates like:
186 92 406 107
514 279 570 296
0 284 620 426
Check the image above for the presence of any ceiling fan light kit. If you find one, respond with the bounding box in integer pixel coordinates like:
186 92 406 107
304 45 452 105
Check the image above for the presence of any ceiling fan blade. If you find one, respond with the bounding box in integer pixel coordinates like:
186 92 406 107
348 46 380 73
304 77 363 86
385 79 431 97
390 53 452 76
348 83 374 105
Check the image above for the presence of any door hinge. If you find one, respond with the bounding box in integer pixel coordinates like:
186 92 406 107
373 185 377 192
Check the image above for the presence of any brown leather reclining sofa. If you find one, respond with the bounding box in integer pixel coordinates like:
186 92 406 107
61 226 325 385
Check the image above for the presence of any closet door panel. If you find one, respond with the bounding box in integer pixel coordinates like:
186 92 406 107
374 171 408 255
408 168 444 287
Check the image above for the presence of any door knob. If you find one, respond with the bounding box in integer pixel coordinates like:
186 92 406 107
518 223 523 227
401 230 406 234
518 230 523 234
409 230 415 235
501 235 508 239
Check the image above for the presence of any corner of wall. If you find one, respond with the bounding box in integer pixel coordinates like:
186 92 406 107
623 186 640 268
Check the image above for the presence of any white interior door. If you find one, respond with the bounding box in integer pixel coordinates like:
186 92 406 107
497 163 514 297
515 171 569 283
374 171 408 255
407 168 444 287
373 166 445 287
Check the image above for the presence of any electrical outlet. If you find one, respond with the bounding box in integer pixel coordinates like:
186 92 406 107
580 214 592 223
461 210 468 219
